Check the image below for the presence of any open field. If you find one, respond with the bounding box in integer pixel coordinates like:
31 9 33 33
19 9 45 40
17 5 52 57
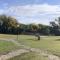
1 34 60 60
1 34 60 56
17 35 60 56
0 40 20 55
0 34 16 39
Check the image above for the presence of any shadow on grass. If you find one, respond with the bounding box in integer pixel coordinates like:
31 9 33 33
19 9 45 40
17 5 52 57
55 39 60 41
26 38 36 41
26 38 41 41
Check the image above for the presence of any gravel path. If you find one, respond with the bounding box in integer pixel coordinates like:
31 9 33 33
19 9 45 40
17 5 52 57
0 38 60 60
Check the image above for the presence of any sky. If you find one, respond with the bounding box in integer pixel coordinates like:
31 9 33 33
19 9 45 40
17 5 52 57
0 0 60 25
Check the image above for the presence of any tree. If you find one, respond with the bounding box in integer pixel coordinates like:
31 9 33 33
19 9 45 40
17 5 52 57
0 15 18 34
50 17 60 35
29 24 39 33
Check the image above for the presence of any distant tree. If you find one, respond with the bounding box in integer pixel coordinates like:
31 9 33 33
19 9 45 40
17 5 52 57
50 17 60 35
29 24 39 33
0 15 18 34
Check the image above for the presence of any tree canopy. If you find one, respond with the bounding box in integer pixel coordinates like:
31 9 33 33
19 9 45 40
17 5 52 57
0 15 60 35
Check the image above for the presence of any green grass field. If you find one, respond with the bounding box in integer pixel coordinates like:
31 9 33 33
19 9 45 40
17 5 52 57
0 40 20 55
17 35 60 56
1 34 60 59
0 34 16 39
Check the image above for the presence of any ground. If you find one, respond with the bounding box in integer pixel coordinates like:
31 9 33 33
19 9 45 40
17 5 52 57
0 34 60 60
0 40 20 55
8 52 48 60
17 35 60 56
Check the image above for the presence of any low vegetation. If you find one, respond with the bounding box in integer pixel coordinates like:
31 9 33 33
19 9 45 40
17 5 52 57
17 35 60 56
1 34 60 56
0 40 20 55
0 34 16 39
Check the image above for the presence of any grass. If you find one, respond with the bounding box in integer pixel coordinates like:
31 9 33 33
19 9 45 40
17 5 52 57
0 34 16 39
8 52 48 60
17 35 60 56
1 34 60 56
0 40 20 55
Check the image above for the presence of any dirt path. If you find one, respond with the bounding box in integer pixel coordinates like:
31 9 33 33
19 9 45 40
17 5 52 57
0 38 60 60
0 49 30 60
30 48 60 60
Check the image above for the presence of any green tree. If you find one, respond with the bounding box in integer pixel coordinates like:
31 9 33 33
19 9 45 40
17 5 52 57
0 15 18 34
50 17 60 35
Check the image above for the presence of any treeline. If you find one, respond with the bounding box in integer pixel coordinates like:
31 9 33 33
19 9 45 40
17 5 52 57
0 15 60 35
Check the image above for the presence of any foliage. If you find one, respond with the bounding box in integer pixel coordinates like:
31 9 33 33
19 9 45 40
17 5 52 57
50 17 60 35
0 15 60 35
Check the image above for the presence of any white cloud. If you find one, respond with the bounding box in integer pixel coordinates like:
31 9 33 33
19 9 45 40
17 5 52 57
6 4 60 15
1 3 60 25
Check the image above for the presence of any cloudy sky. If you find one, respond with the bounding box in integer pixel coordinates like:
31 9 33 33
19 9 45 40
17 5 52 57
0 0 60 25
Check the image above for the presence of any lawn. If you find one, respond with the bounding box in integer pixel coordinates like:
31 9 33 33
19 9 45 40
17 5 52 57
0 40 20 55
8 52 48 60
0 34 16 39
17 35 60 56
0 34 60 56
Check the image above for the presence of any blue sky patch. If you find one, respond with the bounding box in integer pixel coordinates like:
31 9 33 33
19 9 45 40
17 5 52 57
0 0 60 25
